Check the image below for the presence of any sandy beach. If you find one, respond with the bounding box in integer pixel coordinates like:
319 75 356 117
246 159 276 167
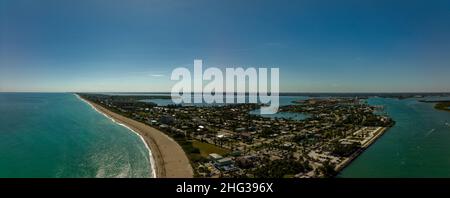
77 95 193 178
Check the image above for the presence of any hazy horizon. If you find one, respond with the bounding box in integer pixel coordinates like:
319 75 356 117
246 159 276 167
1 0 450 93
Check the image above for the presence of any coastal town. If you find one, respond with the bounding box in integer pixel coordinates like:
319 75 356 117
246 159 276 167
78 93 394 178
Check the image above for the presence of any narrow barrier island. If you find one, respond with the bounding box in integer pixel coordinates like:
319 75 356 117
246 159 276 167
78 93 394 178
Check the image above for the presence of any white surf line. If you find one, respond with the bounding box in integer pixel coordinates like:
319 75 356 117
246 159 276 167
74 94 157 178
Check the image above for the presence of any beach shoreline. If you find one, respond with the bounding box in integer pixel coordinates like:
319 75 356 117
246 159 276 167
75 94 193 178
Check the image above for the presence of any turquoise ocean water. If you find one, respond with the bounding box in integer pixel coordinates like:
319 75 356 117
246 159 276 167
1 93 449 177
0 93 152 178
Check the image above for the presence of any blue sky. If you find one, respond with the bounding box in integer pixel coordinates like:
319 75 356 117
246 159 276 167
1 0 449 92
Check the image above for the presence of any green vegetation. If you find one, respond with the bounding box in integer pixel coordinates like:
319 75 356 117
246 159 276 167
252 159 311 178
331 142 361 157
317 160 337 178
435 102 450 112
174 137 207 166
80 93 396 178
192 140 230 157
260 127 278 138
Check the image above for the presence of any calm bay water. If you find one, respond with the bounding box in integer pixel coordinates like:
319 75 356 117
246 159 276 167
0 93 152 178
146 94 450 177
143 94 450 177
144 94 311 120
1 93 449 178
141 94 309 107
340 97 450 178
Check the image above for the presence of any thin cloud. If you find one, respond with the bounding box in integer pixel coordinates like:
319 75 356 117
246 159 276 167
150 74 165 77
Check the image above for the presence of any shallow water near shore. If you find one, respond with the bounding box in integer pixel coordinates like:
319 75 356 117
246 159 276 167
1 93 450 178
0 93 152 178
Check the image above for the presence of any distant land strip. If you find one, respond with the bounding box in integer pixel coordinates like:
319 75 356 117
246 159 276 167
418 100 450 112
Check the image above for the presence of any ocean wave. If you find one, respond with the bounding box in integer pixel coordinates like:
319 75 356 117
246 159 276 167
75 94 156 178
425 128 435 137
